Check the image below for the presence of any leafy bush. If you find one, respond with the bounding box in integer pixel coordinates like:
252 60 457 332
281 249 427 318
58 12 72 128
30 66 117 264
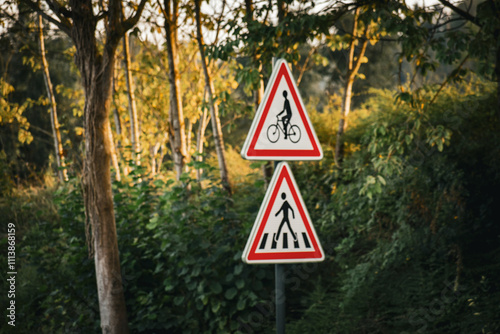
11 162 279 333
287 82 500 333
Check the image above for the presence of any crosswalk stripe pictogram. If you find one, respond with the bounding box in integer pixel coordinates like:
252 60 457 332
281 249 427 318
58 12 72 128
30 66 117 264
258 232 312 251
242 162 324 264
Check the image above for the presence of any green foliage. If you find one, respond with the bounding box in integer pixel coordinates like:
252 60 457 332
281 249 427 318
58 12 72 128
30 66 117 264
0 180 98 333
10 163 276 333
114 166 275 333
287 81 500 333
4 79 499 334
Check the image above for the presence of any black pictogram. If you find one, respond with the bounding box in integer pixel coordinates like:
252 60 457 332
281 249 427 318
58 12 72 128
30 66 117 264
274 192 297 243
266 90 301 143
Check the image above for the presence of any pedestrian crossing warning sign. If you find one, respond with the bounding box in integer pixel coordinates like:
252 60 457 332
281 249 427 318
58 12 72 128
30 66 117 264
242 162 325 264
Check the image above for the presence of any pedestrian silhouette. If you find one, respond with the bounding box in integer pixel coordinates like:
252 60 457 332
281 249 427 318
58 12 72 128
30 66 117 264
277 90 292 139
274 192 297 242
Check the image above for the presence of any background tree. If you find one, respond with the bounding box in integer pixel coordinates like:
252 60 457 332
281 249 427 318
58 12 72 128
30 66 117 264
334 7 370 166
37 13 68 182
123 31 141 166
19 0 147 332
161 0 188 180
194 0 231 194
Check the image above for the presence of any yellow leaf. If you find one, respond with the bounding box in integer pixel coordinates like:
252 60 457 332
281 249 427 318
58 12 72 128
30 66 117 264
75 127 84 136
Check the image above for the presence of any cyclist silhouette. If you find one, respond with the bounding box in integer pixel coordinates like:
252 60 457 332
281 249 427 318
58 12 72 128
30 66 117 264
274 192 297 242
277 90 292 139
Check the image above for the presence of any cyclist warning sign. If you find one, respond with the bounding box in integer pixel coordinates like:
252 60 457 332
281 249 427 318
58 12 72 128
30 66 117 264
242 162 325 264
241 59 323 160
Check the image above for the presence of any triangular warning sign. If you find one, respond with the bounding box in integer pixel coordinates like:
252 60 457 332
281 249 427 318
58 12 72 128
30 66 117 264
242 162 325 264
241 59 323 161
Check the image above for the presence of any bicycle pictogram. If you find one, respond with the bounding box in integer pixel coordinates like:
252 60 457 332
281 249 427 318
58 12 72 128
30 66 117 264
266 90 301 143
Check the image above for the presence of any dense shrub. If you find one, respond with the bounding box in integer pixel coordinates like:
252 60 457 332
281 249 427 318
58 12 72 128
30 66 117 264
288 83 500 333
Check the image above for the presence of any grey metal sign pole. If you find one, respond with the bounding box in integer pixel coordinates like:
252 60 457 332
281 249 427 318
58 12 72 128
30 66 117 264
272 55 285 334
274 161 285 334
275 259 286 334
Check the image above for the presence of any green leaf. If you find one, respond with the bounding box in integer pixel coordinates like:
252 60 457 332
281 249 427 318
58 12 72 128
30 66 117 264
235 278 245 289
377 175 386 186
211 299 221 313
164 281 175 292
196 298 204 310
234 264 243 275
173 296 184 305
225 288 237 300
210 282 223 294
146 216 159 230
237 298 246 311
187 281 197 291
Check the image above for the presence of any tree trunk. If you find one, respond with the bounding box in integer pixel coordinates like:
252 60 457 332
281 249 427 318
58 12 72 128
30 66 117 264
107 119 121 182
277 0 286 23
163 0 188 180
186 118 193 158
296 46 318 87
196 89 210 182
70 1 129 332
195 0 232 194
37 14 68 182
123 32 141 165
150 138 163 176
334 8 368 167
111 62 123 181
256 73 272 187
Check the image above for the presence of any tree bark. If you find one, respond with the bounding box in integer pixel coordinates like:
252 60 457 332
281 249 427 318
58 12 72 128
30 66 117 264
334 8 368 167
107 119 121 182
196 89 210 182
195 0 232 194
163 0 188 180
123 32 141 165
111 61 123 181
37 14 68 182
150 140 161 175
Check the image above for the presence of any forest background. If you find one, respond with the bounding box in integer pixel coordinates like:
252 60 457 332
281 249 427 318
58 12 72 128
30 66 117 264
1 0 500 333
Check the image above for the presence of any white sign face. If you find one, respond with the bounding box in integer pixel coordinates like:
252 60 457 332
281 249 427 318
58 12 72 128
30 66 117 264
241 59 323 161
242 162 325 264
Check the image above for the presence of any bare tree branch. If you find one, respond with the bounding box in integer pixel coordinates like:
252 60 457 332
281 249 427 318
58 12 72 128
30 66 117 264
45 0 72 20
429 54 469 106
20 0 72 35
122 0 148 32
438 0 482 27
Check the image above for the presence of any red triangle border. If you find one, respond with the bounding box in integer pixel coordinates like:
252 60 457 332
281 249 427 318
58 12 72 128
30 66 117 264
246 164 324 262
245 62 322 158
